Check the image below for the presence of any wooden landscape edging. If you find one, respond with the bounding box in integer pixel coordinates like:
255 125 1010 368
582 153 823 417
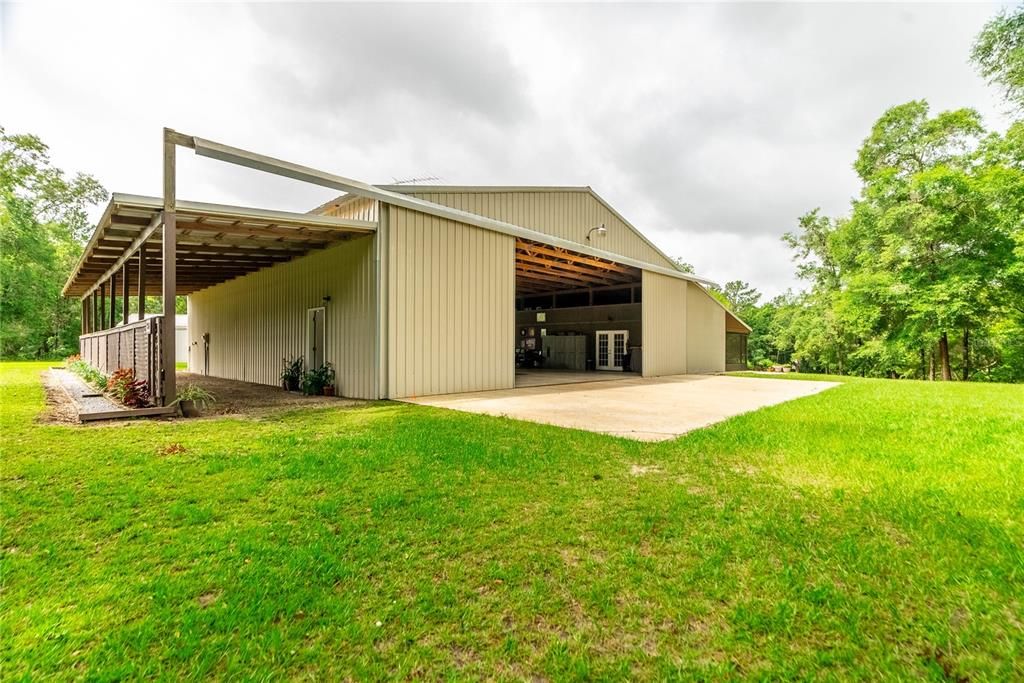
78 405 179 423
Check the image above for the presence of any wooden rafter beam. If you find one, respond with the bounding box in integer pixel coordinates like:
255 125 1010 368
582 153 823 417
515 239 637 275
173 220 343 242
515 252 635 285
515 268 597 289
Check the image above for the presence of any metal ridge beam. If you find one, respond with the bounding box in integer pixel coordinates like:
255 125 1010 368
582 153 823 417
191 135 717 288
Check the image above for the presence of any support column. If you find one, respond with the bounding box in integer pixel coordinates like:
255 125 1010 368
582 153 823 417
121 263 130 325
92 292 98 332
137 248 147 321
99 282 107 329
162 130 177 406
81 299 87 335
109 271 118 327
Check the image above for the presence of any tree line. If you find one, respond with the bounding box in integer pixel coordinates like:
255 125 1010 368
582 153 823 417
704 7 1024 382
1 129 188 360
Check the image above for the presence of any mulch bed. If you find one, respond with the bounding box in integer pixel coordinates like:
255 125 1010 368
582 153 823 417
36 369 365 425
175 372 364 417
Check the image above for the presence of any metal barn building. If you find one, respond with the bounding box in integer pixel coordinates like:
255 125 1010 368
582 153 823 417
63 130 750 405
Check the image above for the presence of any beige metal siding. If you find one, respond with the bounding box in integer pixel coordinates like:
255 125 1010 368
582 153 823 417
641 270 688 377
407 190 675 269
318 196 378 222
686 282 726 373
187 236 377 398
385 204 514 398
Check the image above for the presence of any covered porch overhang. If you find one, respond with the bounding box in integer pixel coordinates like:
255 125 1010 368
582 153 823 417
65 191 375 406
63 194 375 298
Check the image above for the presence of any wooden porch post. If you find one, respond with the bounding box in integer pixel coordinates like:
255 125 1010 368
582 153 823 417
109 271 118 327
121 263 130 325
99 282 107 329
91 292 98 332
162 129 177 406
137 248 147 321
81 298 87 335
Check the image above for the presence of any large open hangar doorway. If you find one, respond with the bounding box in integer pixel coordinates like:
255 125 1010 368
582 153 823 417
514 238 643 387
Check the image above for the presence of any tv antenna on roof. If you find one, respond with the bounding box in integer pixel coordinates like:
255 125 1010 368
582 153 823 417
391 175 444 185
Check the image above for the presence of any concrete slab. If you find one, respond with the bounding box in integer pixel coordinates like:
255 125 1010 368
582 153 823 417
403 374 838 441
514 369 639 388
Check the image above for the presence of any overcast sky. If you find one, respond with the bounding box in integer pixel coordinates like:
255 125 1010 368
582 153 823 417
1 2 1012 297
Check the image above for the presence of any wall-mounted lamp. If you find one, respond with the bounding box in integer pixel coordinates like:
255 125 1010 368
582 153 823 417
322 295 332 304
585 223 607 241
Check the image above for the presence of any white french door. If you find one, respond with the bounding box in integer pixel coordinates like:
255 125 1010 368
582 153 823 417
596 330 628 371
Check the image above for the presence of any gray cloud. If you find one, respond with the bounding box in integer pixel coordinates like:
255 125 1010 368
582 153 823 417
243 3 532 136
1 1 1009 297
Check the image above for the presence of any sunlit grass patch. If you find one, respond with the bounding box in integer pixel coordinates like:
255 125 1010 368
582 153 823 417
2 362 1022 679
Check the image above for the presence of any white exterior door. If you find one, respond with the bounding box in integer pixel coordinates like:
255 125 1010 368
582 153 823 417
596 330 628 371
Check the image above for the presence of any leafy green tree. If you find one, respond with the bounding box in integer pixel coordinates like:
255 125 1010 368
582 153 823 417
847 102 1014 380
972 4 1024 113
712 280 761 312
750 13 1024 383
671 258 695 273
775 100 1023 381
1 127 106 359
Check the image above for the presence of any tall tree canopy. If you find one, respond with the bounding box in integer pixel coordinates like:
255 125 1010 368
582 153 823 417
750 103 1024 381
972 4 1024 113
1 128 107 359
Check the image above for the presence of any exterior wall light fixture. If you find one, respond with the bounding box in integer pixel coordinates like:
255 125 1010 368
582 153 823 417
585 223 608 241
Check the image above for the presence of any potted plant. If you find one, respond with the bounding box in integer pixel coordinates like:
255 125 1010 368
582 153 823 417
176 383 216 417
321 363 336 396
299 368 321 395
299 363 335 396
280 356 304 392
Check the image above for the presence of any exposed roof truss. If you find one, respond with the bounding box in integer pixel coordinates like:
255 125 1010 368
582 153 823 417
63 194 375 296
515 238 642 295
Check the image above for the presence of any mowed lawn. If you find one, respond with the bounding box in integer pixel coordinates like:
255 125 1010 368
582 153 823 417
2 363 1022 680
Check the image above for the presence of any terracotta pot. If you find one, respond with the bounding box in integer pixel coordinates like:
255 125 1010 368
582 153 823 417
180 399 200 418
324 385 335 397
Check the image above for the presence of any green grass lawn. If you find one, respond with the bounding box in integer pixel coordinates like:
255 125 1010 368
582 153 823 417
3 362 1022 679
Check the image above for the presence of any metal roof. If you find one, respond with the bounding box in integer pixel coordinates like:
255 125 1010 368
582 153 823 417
62 194 375 297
